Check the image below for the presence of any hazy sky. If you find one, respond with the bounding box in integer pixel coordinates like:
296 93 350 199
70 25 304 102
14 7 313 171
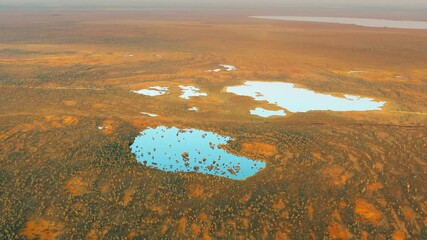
1 0 426 9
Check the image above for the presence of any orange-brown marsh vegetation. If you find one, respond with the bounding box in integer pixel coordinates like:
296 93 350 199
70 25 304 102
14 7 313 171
0 9 426 239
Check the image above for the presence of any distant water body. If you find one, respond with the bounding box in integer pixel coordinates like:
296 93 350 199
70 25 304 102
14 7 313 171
251 16 427 30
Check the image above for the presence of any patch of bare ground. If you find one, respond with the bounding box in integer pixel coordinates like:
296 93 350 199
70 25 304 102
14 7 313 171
322 166 353 186
65 176 91 196
121 187 136 205
240 142 278 157
355 199 383 224
19 219 63 240
327 222 352 240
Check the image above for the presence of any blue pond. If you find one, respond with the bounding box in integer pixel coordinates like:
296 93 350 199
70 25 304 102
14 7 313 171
130 126 266 180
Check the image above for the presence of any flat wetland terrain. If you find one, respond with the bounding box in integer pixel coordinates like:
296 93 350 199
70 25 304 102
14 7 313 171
0 9 426 239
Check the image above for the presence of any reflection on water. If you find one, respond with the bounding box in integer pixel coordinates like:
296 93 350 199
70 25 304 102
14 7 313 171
131 126 265 180
179 86 208 99
226 81 385 113
251 16 427 30
206 64 237 73
132 86 169 96
220 64 237 71
250 108 286 117
140 112 158 117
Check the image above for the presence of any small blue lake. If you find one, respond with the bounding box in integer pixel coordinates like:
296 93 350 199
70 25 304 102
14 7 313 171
130 126 266 180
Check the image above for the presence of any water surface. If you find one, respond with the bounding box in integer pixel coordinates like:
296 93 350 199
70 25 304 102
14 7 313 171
220 64 237 71
132 86 169 96
226 81 384 112
179 86 208 99
131 126 265 180
206 64 237 72
250 108 286 117
251 16 427 30
140 112 158 117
